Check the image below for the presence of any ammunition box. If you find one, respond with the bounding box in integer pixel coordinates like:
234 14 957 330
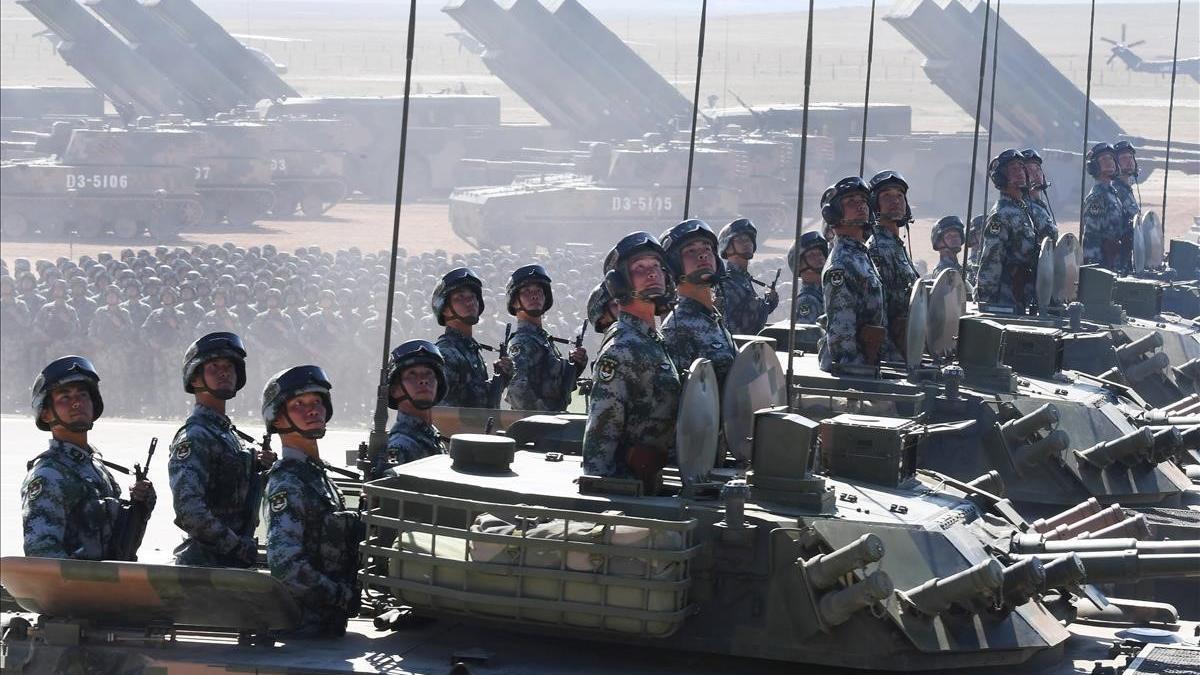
820 414 917 488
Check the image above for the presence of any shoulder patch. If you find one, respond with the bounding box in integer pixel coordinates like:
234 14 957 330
269 490 288 513
26 477 44 500
826 269 845 287
870 254 885 269
596 356 617 383
173 440 192 461
508 343 521 358
799 302 812 317
988 217 1001 235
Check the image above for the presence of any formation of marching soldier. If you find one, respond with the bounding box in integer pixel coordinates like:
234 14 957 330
17 139 1146 636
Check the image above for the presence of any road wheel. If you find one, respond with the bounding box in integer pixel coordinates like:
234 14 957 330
39 220 66 238
2 212 31 238
113 217 140 239
74 219 103 238
300 194 327 217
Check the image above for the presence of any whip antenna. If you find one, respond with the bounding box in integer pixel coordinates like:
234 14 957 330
960 0 993 274
1077 0 1098 235
1161 0 1182 238
785 0 817 411
682 0 709 219
366 0 419 477
980 0 1003 212
858 0 878 176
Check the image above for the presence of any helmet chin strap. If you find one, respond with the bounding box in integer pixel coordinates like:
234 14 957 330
275 409 326 440
680 269 716 285
515 297 545 318
193 369 238 400
48 407 93 433
395 380 436 411
446 306 480 326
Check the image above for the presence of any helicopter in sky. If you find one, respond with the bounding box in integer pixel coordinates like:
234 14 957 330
1103 24 1199 82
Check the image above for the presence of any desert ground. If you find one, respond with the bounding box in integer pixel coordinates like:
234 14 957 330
1 0 1196 270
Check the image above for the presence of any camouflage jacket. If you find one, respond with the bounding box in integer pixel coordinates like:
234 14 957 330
505 319 578 412
300 311 339 353
662 296 737 388
976 195 1040 307
717 265 778 335
582 311 681 478
141 306 188 350
1113 179 1140 224
931 255 963 279
88 305 135 342
1 297 32 336
266 447 358 636
818 236 886 371
33 301 81 341
21 439 130 560
1027 195 1059 243
793 281 825 324
121 299 152 328
437 327 506 408
380 412 445 476
19 291 46 315
195 308 243 334
1081 182 1130 271
168 404 257 567
868 226 920 331
69 295 98 331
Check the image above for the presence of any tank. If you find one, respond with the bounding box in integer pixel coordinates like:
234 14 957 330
450 138 747 248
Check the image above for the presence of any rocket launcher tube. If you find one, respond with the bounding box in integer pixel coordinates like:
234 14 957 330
1045 504 1125 541
1012 429 1070 470
1001 557 1046 608
1031 498 1102 534
1148 426 1185 462
1000 403 1059 446
818 570 894 626
1115 332 1164 365
966 470 1005 496
1040 553 1087 591
1013 537 1200 555
1123 351 1170 383
802 533 886 590
900 559 1004 616
1076 514 1151 540
1074 428 1154 469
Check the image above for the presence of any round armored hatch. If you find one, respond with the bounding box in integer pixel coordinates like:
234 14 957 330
926 268 966 358
1141 211 1164 270
1037 236 1056 309
449 433 516 472
676 358 719 486
1133 214 1148 272
1054 233 1081 303
906 281 929 368
722 339 786 462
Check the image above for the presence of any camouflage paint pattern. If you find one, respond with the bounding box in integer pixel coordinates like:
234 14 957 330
505 319 579 412
22 440 126 560
662 296 737 387
818 236 886 371
716 266 778 335
976 195 1040 307
437 326 506 409
1081 183 1130 271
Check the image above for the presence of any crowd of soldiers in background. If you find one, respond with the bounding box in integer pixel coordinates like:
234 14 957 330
0 241 806 421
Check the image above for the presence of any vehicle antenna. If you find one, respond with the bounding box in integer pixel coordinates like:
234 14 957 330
366 0 419 478
980 0 1003 214
682 0 709 219
1161 0 1182 239
785 0 817 411
858 0 877 176
1077 0 1099 236
961 0 993 276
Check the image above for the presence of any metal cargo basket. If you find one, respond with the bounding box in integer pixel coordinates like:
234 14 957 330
360 482 700 638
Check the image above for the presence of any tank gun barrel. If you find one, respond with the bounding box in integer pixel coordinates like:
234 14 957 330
818 571 894 626
1016 550 1200 583
900 559 1004 616
802 533 885 590
1000 403 1058 445
1073 428 1154 469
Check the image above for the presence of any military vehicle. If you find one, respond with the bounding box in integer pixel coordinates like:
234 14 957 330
1103 24 1200 83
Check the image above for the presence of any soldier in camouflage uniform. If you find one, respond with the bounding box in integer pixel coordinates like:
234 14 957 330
788 231 828 324
504 264 587 411
373 340 449 478
930 216 966 278
169 332 275 567
867 171 920 358
587 282 620 334
582 232 680 493
715 218 779 335
33 280 82 361
660 220 737 387
262 366 362 636
1 276 33 411
1081 142 1131 273
22 356 155 559
432 268 511 408
1113 141 1142 261
818 177 888 372
976 149 1041 308
1021 149 1059 243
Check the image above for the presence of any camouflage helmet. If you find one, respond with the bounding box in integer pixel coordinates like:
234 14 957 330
262 365 333 438
717 218 757 259
506 264 554 316
586 282 616 333
931 216 966 250
32 356 104 432
386 339 447 410
788 230 829 275
431 267 485 326
182 332 248 397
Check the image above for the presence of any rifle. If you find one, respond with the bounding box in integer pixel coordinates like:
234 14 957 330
109 437 156 561
231 428 271 562
749 269 782 292
560 317 590 409
487 323 512 407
